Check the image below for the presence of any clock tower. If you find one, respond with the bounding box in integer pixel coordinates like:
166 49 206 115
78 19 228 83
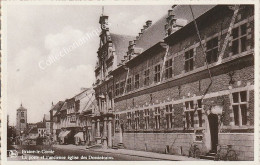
16 104 27 136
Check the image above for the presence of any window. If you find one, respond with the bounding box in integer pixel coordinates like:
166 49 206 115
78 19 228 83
21 112 24 117
185 101 194 128
232 91 248 126
165 104 173 129
165 59 173 79
144 109 150 129
206 37 218 64
119 81 125 95
115 114 120 129
134 74 140 89
232 24 247 55
197 99 203 127
144 69 150 86
70 116 76 123
115 83 120 96
127 112 132 129
154 64 161 83
185 49 194 72
126 78 132 92
154 107 160 129
134 110 140 129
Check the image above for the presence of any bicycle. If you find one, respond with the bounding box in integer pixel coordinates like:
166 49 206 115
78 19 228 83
188 143 201 158
215 145 238 161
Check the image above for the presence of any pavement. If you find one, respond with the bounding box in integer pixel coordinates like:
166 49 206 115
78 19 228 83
53 144 204 161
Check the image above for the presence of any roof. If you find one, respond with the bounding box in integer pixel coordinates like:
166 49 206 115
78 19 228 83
36 122 46 128
67 98 75 107
74 88 91 100
134 14 167 52
110 33 135 65
82 97 97 114
17 104 27 111
134 5 215 52
60 102 67 111
52 101 64 116
50 101 64 111
29 127 38 134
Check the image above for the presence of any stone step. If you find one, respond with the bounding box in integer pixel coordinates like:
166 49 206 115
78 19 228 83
117 143 126 149
200 155 216 160
207 152 217 157
112 146 119 150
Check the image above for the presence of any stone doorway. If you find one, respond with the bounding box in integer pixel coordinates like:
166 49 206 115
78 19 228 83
208 113 218 152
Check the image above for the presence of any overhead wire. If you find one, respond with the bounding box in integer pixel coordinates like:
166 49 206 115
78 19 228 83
189 5 213 116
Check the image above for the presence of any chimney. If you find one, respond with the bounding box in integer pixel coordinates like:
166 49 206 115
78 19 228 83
143 25 148 30
146 20 152 27
172 5 177 9
141 28 145 33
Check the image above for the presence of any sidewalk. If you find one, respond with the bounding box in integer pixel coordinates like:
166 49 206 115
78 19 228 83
53 144 205 161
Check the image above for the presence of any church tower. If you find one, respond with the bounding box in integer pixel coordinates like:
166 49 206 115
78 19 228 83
16 104 27 136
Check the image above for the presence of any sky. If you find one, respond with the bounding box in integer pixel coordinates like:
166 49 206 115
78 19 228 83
7 5 171 125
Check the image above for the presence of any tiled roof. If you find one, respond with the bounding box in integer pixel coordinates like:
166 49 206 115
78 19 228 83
134 14 167 52
110 33 135 65
134 5 215 52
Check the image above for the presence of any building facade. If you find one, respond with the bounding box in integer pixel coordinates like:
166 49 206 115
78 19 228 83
92 13 137 147
93 5 254 160
51 88 96 145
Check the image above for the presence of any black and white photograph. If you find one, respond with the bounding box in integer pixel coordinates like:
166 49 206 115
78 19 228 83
1 0 258 163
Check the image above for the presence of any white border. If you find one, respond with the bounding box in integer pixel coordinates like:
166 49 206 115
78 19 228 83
1 0 259 165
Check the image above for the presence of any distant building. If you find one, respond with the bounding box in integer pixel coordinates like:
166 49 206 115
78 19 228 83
49 101 64 141
36 122 47 138
51 88 96 145
16 104 27 136
27 123 37 131
28 127 38 145
43 114 51 135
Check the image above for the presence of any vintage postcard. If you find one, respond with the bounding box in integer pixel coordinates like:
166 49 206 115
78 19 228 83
1 0 259 164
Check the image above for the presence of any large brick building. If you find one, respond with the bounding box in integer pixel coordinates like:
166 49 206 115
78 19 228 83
93 5 254 160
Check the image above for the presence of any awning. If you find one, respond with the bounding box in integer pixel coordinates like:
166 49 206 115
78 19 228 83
60 131 71 138
58 131 65 138
74 132 84 141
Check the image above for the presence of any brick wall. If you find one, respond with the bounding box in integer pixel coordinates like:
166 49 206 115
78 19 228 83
115 66 254 130
219 133 254 160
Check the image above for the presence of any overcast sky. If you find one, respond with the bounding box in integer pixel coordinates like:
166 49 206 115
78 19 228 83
7 5 171 124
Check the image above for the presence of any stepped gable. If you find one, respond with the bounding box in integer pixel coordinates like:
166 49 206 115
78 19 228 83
110 33 135 65
134 5 215 52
